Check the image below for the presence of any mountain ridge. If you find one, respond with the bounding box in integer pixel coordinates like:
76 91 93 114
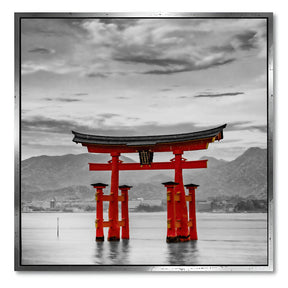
21 147 267 201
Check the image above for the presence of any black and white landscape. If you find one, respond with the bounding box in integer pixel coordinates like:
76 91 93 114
18 15 270 268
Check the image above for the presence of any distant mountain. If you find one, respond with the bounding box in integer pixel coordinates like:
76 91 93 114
187 147 267 200
21 147 268 202
21 153 136 192
199 156 228 168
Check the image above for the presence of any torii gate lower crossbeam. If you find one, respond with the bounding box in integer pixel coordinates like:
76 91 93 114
89 159 207 171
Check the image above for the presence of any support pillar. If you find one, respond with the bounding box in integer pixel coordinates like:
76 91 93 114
108 152 121 241
173 150 190 241
162 181 178 243
119 185 132 240
185 184 199 240
91 183 108 242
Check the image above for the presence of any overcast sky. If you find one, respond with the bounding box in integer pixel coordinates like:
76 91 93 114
21 17 267 161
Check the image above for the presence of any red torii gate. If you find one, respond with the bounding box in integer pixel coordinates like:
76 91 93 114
72 124 226 242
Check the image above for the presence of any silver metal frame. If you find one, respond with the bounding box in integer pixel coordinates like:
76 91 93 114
14 12 274 272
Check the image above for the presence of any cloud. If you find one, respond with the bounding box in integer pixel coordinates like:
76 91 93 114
28 47 55 54
97 113 120 119
234 31 258 50
57 98 81 102
209 44 235 53
73 93 89 96
22 19 88 38
22 18 267 77
194 92 244 98
115 55 189 68
99 19 140 31
21 116 132 138
22 114 121 136
80 18 266 76
22 117 84 135
86 72 108 78
248 125 267 133
21 60 82 75
224 121 251 131
143 58 235 75
22 116 215 137
208 30 260 54
225 121 267 133
126 117 140 121
44 97 81 102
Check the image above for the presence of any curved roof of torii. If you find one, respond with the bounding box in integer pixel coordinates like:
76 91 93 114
72 124 227 147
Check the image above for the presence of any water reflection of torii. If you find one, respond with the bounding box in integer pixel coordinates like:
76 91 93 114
72 124 226 243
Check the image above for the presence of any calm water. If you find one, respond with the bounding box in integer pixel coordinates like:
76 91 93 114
21 212 267 265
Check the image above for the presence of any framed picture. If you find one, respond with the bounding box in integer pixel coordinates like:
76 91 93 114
15 12 273 271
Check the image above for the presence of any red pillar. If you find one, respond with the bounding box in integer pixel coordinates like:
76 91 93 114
185 184 199 240
91 183 108 242
108 152 120 241
162 181 178 243
173 150 190 241
119 185 132 240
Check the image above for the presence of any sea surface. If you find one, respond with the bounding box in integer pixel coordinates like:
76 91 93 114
21 212 268 266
